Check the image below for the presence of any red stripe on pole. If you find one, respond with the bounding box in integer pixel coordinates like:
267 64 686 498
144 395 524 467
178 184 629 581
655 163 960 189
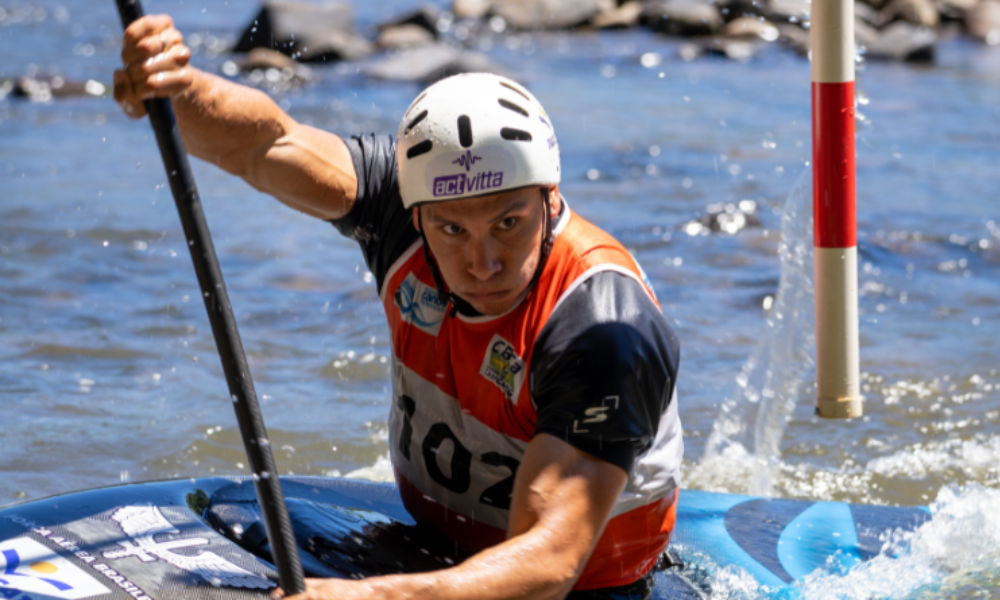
812 81 856 249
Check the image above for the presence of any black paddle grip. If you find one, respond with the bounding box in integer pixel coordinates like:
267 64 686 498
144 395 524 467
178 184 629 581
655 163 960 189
113 0 306 595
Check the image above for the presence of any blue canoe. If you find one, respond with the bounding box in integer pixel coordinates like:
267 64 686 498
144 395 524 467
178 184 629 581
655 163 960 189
0 476 930 600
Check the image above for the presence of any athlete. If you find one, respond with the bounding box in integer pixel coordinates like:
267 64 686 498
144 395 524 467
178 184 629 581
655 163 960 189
114 15 683 600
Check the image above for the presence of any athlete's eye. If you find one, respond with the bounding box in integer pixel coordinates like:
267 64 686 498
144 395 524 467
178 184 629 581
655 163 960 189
497 217 518 231
442 223 463 236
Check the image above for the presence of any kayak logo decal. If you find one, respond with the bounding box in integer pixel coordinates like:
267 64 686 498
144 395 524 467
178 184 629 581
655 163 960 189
0 537 111 599
479 335 525 401
103 506 272 589
395 273 447 336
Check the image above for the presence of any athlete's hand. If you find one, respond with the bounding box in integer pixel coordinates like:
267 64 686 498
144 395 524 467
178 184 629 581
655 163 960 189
113 14 193 119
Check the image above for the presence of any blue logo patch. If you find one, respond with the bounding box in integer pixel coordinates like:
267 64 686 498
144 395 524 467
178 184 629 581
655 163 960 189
394 273 447 336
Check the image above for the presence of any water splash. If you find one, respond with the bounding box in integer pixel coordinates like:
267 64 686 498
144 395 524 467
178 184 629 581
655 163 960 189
664 485 1000 599
687 166 816 497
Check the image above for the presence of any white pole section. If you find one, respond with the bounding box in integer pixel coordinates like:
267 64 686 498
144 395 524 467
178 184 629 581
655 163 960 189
811 0 863 419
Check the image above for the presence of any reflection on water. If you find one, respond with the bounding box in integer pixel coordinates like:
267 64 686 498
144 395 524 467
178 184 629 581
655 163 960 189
1 0 999 596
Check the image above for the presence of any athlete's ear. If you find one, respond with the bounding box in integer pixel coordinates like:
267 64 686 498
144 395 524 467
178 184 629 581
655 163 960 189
412 206 421 233
547 185 561 220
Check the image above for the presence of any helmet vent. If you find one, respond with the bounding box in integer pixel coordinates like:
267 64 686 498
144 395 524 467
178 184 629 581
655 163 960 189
405 110 428 134
498 99 528 117
406 140 433 159
500 128 532 142
500 81 531 101
457 115 474 148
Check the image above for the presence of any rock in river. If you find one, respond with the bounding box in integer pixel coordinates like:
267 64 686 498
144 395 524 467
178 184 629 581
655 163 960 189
965 0 1000 44
362 44 511 84
491 0 610 30
642 0 724 36
233 1 374 63
864 21 936 60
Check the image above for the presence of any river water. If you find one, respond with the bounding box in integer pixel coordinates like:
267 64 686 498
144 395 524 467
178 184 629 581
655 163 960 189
1 0 999 597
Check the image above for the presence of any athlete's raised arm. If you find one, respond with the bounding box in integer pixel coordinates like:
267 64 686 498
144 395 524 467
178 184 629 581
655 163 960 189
113 14 357 221
274 434 628 600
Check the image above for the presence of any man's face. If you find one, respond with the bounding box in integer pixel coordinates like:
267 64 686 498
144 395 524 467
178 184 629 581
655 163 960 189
414 186 559 316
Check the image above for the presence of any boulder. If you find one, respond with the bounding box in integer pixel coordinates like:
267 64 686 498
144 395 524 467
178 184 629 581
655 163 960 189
854 1 885 27
7 74 105 101
854 17 881 47
453 0 493 20
864 21 936 60
777 23 810 53
377 24 436 48
642 0 723 35
700 37 766 59
376 4 442 37
233 1 374 63
362 44 511 84
592 1 645 28
765 0 810 23
935 0 977 22
723 16 780 41
491 0 609 30
225 48 313 82
965 0 1000 42
881 0 940 27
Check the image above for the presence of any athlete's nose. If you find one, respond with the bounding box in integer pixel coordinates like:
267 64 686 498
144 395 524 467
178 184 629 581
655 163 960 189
467 237 502 281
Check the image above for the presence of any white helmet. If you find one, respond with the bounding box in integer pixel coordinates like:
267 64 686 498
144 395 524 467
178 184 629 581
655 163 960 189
396 73 560 209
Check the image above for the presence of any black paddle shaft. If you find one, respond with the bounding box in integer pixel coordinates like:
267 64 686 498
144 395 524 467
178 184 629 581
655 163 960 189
113 1 305 594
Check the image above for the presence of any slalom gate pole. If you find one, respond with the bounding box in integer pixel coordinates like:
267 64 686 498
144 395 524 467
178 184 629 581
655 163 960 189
811 0 863 418
114 0 306 592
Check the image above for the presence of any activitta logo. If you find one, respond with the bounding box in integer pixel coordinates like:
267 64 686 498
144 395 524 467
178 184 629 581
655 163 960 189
432 171 505 198
425 147 518 199
479 334 525 401
452 150 482 172
0 537 111 600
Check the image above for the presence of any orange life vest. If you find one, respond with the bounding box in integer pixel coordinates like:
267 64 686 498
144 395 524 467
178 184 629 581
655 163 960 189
380 206 683 590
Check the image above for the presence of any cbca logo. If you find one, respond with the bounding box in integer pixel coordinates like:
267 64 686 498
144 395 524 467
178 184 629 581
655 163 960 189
479 335 525 401
394 273 447 336
0 538 110 600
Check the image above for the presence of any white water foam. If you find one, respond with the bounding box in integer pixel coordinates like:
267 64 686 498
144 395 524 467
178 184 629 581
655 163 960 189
686 166 816 497
669 485 1000 599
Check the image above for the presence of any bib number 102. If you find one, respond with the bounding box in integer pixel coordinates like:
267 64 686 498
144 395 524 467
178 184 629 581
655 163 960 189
397 395 519 510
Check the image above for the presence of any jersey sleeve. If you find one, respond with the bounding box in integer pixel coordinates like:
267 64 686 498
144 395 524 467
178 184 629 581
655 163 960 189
329 133 420 294
530 270 681 473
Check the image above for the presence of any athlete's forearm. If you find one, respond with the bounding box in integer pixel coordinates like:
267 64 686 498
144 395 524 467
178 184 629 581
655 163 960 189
364 528 580 600
173 69 356 219
171 68 289 177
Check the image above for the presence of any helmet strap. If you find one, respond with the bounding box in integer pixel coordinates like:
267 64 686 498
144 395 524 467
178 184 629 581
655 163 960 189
526 187 555 295
416 206 461 317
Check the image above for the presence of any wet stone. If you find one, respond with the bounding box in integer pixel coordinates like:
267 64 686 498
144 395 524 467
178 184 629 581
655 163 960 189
865 21 937 61
362 43 511 84
233 1 374 63
722 16 781 42
764 0 811 23
592 1 645 29
491 0 610 30
452 0 493 20
642 0 724 36
965 0 1000 43
881 0 940 28
5 73 105 102
376 4 442 37
377 24 437 49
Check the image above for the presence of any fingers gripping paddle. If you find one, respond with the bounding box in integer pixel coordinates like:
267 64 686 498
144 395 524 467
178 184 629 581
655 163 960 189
113 0 306 595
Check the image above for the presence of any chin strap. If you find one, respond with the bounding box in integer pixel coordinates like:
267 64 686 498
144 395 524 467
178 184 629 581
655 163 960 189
416 207 461 317
416 187 557 319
